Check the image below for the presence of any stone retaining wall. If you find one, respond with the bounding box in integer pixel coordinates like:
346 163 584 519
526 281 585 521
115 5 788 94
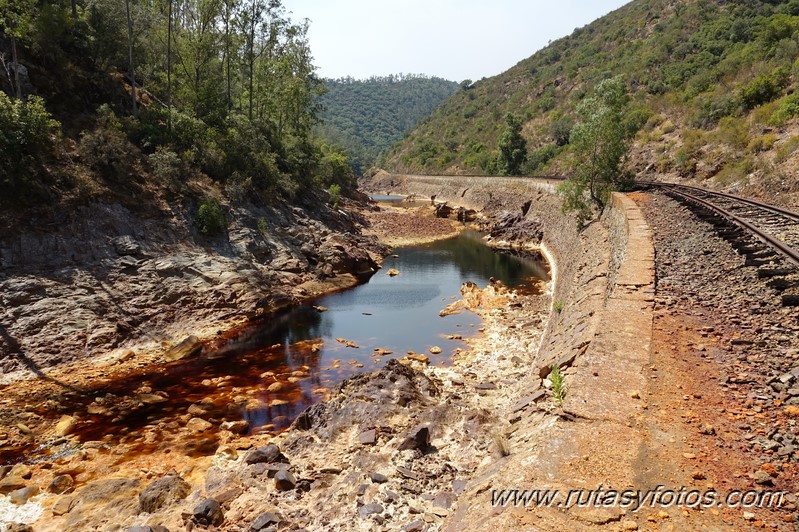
364 173 655 530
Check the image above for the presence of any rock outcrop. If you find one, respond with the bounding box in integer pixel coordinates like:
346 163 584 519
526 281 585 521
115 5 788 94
0 190 385 378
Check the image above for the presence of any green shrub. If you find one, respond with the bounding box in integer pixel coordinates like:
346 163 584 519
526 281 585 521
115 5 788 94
747 134 777 153
327 183 342 209
0 93 60 191
195 198 225 235
79 105 138 178
315 145 355 189
768 93 799 125
714 156 754 185
714 117 749 150
524 144 561 173
550 117 573 146
674 149 694 176
148 147 182 185
775 135 799 162
549 365 566 406
737 67 790 111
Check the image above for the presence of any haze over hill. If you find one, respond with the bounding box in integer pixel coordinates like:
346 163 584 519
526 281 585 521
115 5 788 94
384 0 799 206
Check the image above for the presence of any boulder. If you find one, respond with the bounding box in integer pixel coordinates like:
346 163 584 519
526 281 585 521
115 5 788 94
5 524 34 532
398 425 430 451
0 476 26 494
186 417 213 432
192 498 223 527
489 211 544 244
250 511 280 531
9 485 39 505
48 474 75 494
244 444 287 465
358 503 384 517
138 474 191 513
112 236 141 256
358 429 377 445
274 470 296 491
434 203 454 218
220 420 249 434
55 415 77 437
163 336 202 362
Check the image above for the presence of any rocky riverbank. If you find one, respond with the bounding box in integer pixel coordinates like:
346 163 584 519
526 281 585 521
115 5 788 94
0 191 555 531
0 189 386 385
361 199 462 247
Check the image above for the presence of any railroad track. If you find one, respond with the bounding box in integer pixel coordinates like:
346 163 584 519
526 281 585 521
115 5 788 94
641 182 799 267
638 181 799 306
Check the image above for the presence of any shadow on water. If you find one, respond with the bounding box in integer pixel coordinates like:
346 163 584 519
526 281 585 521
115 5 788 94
1 231 548 464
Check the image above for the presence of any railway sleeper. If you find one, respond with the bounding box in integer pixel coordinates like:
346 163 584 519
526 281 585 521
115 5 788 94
749 249 778 260
744 256 779 267
781 292 799 307
758 267 797 279
767 277 798 291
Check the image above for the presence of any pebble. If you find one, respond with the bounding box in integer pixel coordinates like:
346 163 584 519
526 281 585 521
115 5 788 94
358 503 384 517
369 472 388 484
274 470 296 491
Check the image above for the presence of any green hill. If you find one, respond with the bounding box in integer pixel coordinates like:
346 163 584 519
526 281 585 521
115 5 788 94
383 0 799 203
316 75 461 173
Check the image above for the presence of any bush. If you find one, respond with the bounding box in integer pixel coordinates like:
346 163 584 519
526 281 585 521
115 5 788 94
550 117 573 146
195 198 225 235
315 145 355 189
776 135 799 162
768 93 799 125
148 147 182 185
0 93 60 191
715 156 754 185
524 144 561 173
79 104 138 178
747 133 777 153
714 117 749 150
327 183 341 209
737 67 790 111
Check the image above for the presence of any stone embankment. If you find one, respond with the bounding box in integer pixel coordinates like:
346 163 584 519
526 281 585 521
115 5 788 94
361 172 657 531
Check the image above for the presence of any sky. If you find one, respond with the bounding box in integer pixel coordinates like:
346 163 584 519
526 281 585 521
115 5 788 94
282 0 631 82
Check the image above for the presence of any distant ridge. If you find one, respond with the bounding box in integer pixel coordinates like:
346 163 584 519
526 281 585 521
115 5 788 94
316 74 460 172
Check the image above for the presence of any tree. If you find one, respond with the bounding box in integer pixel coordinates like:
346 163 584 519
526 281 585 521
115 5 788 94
124 0 137 116
497 113 527 175
558 77 632 226
0 0 34 99
167 0 173 131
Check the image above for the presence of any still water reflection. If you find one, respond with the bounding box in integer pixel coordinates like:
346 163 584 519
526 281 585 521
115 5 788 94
5 232 548 464
218 230 548 432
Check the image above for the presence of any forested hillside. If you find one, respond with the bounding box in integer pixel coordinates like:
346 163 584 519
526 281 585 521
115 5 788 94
0 0 355 218
316 74 460 172
384 0 799 203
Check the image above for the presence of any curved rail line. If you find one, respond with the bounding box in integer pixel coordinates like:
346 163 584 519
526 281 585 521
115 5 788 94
640 181 799 267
